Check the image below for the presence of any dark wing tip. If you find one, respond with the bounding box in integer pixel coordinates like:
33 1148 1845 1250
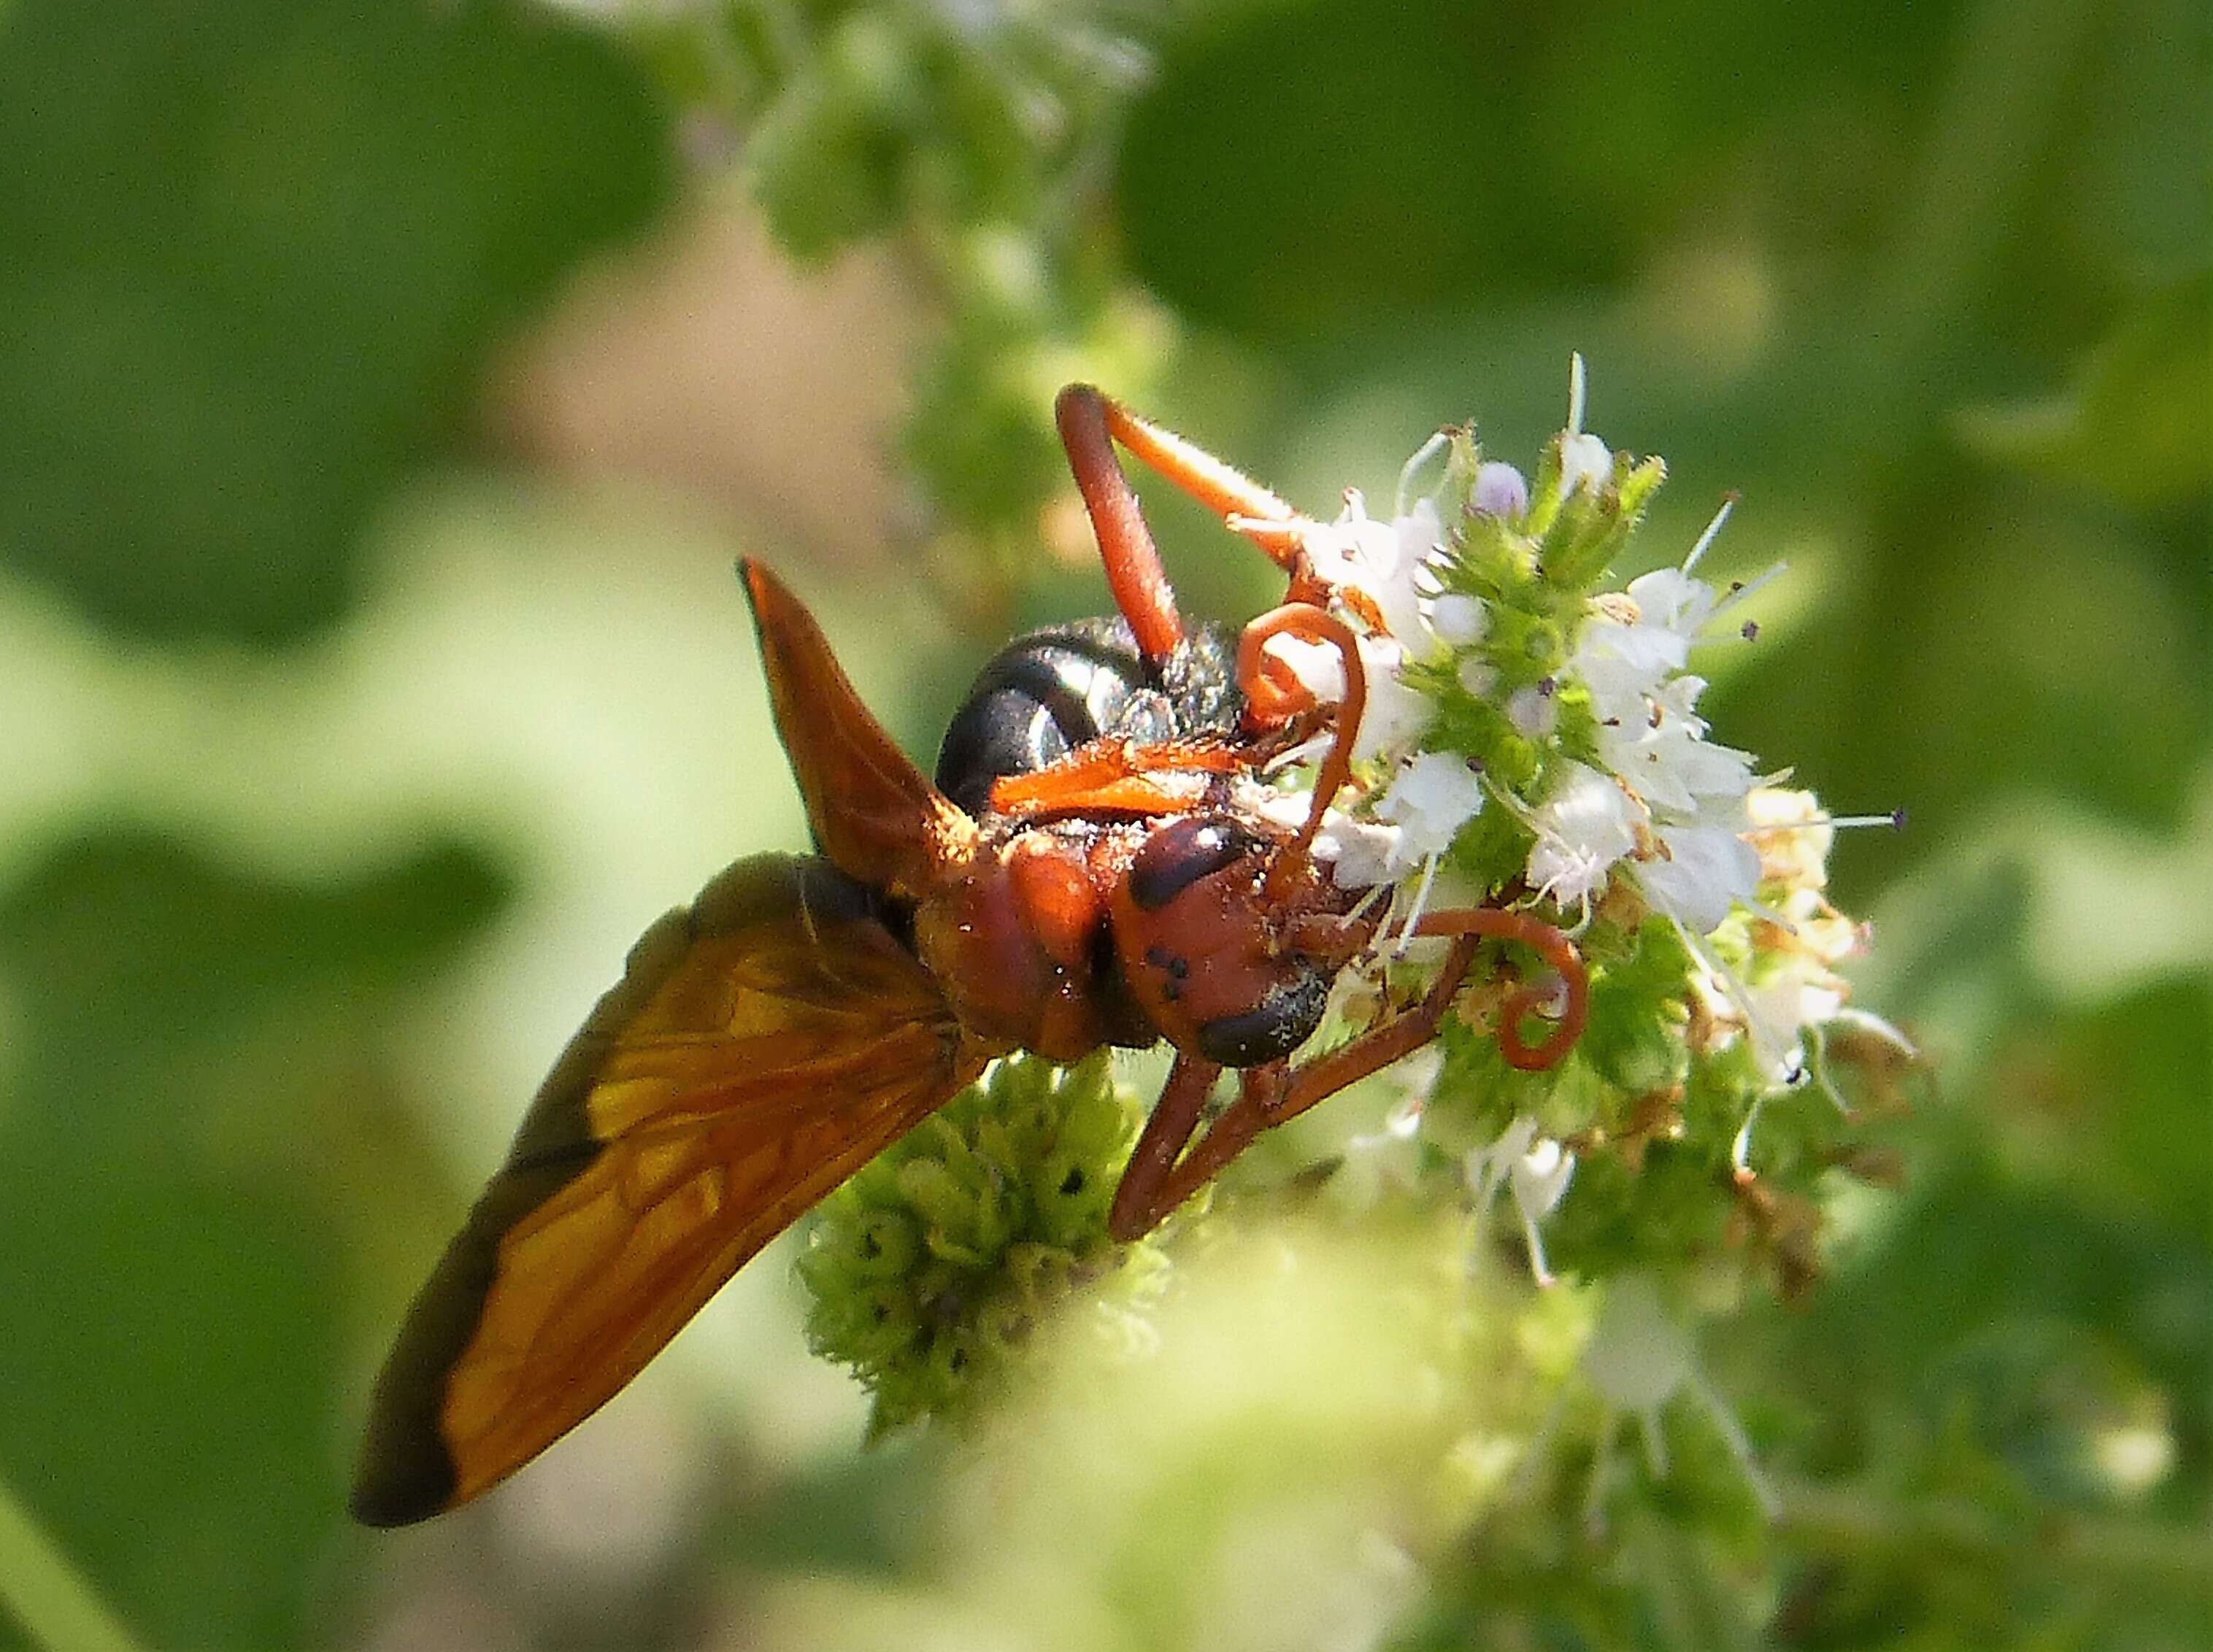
350 1441 457 1528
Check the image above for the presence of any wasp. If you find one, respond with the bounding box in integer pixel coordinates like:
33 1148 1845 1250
353 387 1589 1526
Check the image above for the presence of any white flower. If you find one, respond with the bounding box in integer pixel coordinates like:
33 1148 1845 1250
1622 566 1718 637
1506 681 1559 740
1571 609 1690 723
1466 1118 1577 1286
1261 630 1433 768
1263 631 1347 702
1314 814 1403 890
1301 490 1442 656
1311 754 1485 892
1740 973 1847 1085
1636 818 1762 935
1571 1274 1777 1526
1512 1138 1576 1225
1372 753 1485 862
1744 785 1833 887
1471 460 1529 519
1526 761 1638 909
1429 592 1487 646
1558 431 1614 499
1602 725 1754 820
1554 509 1777 931
1336 1088 1432 1211
1353 645 1436 765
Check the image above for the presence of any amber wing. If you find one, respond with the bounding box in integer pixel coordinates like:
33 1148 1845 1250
740 559 976 901
353 854 987 1526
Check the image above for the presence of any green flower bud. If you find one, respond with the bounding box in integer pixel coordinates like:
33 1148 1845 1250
798 1052 1170 1435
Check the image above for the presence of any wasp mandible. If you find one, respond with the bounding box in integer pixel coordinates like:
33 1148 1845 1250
353 387 1588 1526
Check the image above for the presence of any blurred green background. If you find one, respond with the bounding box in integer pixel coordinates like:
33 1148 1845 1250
0 0 2204 1648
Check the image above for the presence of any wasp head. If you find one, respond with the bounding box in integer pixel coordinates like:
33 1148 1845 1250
1109 813 1370 1068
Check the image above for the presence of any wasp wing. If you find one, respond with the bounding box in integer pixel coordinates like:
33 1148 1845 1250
742 559 977 901
353 854 989 1526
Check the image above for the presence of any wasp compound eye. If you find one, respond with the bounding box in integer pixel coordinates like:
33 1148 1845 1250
1196 965 1330 1068
1126 817 1263 913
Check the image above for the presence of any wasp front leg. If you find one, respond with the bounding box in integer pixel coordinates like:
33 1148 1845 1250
1106 909 1590 1236
1108 1051 1224 1242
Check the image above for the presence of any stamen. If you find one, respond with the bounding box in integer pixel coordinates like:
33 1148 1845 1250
1395 431 1450 517
1391 854 1444 958
1338 881 1394 930
1729 1092 1769 1181
1636 1408 1670 1480
1825 1004 1920 1058
1521 1207 1558 1289
1800 1023 1853 1116
1566 352 1589 436
1262 733 1332 775
1665 909 1782 1140
1709 560 1786 622
1680 492 1739 576
1687 1370 1780 1515
1746 898 1800 935
1778 808 1908 831
1479 771 1540 827
1584 1419 1618 1531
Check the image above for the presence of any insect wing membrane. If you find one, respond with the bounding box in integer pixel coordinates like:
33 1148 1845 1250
353 854 982 1526
742 559 973 901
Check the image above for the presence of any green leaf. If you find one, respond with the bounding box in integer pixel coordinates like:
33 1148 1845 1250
0 0 672 641
0 829 510 1646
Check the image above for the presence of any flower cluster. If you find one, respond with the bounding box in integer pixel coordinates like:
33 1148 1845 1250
1249 357 1910 1294
798 1052 1171 1435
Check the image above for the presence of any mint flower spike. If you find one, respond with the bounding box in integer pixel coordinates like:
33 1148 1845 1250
1204 352 1914 1308
797 1051 1169 1435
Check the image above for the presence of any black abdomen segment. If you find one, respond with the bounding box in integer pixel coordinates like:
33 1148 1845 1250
934 617 1242 817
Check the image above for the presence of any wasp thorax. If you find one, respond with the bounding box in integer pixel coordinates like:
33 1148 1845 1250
1109 814 1336 1069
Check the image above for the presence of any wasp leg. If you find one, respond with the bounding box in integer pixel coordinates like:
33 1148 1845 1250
1055 386 1332 656
1111 911 1590 1230
1109 1051 1224 1242
1055 385 1188 663
1058 383 1304 537
988 738 1244 818
1128 938 1482 1228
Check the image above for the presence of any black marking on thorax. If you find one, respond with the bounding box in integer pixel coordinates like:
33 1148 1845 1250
934 617 1242 817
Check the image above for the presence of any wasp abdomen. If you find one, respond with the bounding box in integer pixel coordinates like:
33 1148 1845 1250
935 617 1242 817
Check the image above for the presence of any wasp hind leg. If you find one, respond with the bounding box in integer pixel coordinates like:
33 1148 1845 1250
1055 385 1332 664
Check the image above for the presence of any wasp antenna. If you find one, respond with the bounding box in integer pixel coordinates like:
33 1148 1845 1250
1409 907 1588 1070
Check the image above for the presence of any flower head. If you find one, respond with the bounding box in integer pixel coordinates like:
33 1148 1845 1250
1527 762 1638 910
1215 355 1906 1313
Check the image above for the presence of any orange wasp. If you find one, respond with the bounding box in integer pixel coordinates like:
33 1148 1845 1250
353 387 1588 1526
